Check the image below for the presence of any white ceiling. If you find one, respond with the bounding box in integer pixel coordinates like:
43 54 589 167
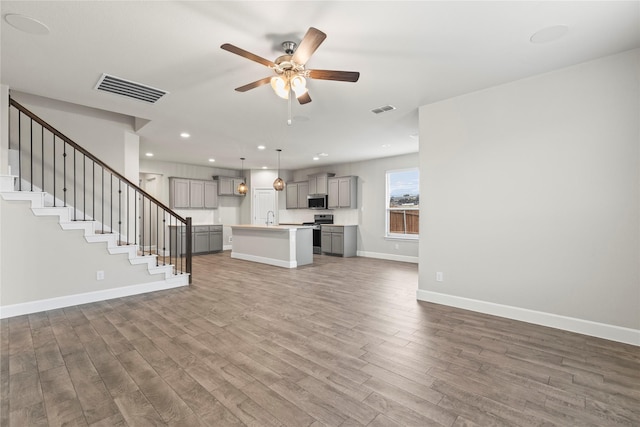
2 1 638 171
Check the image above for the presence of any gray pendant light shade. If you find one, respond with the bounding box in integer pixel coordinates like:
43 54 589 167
273 149 285 191
237 157 248 195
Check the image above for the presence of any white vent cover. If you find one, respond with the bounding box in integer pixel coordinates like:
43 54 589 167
371 104 396 114
95 73 168 103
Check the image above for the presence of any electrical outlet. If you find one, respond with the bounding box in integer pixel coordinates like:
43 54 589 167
96 270 105 280
228 236 233 243
394 243 399 250
436 272 443 282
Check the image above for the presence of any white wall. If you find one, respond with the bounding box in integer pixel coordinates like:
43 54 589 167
283 153 420 262
418 49 639 341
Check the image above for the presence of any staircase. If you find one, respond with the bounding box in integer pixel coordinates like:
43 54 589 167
1 97 192 318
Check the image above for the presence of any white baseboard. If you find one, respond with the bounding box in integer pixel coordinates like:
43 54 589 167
357 250 418 264
231 252 296 268
416 290 640 347
223 244 232 251
0 278 189 319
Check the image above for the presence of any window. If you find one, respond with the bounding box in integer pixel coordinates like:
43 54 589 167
386 168 419 239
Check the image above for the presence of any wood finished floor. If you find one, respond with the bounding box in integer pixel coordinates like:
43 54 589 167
1 252 639 426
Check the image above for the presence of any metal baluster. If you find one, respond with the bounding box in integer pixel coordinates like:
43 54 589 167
148 197 152 256
156 204 159 265
134 189 137 247
126 185 130 245
118 179 122 243
141 196 144 256
110 173 113 233
83 154 86 221
162 212 166 266
63 141 67 207
101 167 104 234
73 149 76 220
30 118 33 191
92 162 95 222
41 126 44 195
53 135 56 205
18 111 21 191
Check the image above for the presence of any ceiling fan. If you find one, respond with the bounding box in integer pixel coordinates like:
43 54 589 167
221 27 360 105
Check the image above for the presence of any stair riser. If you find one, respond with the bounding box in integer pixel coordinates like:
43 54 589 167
2 190 182 280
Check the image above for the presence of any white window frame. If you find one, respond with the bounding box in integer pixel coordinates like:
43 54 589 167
385 168 419 240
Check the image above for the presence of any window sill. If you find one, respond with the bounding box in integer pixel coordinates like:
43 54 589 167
385 235 419 242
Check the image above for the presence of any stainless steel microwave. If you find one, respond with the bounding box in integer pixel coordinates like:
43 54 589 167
308 195 328 209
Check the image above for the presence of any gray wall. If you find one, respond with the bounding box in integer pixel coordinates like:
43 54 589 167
418 49 639 331
0 198 157 307
11 91 139 181
283 153 419 262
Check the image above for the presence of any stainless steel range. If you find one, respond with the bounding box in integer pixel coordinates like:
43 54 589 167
303 214 334 254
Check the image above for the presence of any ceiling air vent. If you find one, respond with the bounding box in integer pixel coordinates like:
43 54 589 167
94 73 168 104
371 104 396 114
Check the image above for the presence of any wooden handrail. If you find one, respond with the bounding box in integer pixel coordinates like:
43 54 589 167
9 97 186 223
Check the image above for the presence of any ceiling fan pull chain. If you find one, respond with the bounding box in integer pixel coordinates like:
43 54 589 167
287 88 292 126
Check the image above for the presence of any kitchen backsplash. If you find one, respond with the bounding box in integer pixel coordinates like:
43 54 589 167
278 208 359 225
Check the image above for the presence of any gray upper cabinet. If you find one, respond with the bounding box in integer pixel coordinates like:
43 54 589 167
204 181 218 208
169 178 190 208
189 180 205 208
169 178 218 209
297 181 308 208
308 173 334 195
286 182 299 209
328 176 358 209
286 181 309 209
214 176 246 196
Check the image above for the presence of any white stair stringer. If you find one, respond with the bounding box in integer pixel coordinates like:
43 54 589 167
0 189 188 285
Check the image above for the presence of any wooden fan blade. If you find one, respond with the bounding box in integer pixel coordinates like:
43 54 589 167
235 77 272 92
307 69 360 82
221 43 275 68
292 27 327 65
297 92 312 105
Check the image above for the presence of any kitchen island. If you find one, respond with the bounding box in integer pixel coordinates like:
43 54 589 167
230 225 314 268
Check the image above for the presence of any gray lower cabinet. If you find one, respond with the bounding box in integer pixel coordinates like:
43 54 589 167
321 225 357 257
169 225 223 255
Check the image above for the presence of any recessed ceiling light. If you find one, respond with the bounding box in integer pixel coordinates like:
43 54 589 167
382 144 391 148
318 153 329 157
208 158 215 162
257 145 266 150
262 166 268 169
4 14 50 35
145 152 154 157
313 157 320 161
180 132 190 138
530 25 569 44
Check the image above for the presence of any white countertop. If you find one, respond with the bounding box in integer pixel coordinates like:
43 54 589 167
231 224 314 231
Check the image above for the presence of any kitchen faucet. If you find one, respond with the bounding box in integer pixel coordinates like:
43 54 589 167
266 210 275 226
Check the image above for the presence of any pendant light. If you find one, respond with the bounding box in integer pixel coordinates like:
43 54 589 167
273 149 285 191
237 157 248 195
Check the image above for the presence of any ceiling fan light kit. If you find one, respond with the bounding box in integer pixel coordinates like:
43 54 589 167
221 27 360 106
